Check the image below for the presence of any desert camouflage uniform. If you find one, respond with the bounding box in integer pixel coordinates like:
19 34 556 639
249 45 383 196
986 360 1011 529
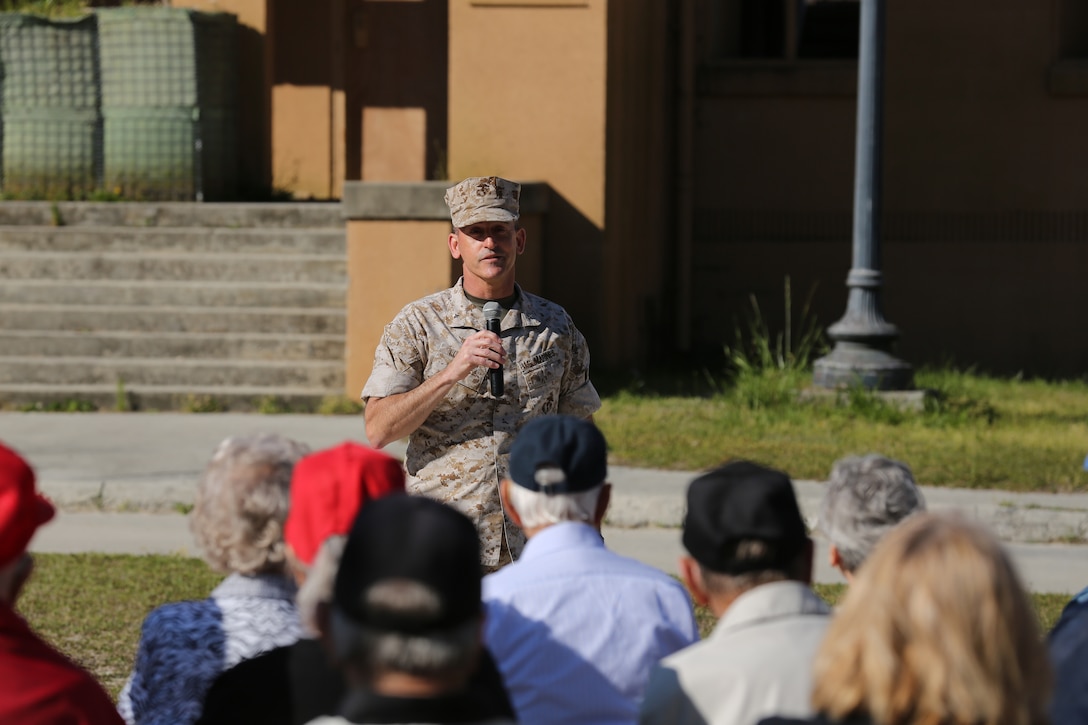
361 278 601 566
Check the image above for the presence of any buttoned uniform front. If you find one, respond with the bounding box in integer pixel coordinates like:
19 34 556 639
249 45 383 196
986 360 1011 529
482 521 699 725
362 278 601 566
639 580 832 725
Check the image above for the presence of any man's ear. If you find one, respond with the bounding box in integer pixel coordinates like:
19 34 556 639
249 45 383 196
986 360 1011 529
828 543 854 583
448 230 463 260
514 227 526 255
500 479 523 528
679 556 711 607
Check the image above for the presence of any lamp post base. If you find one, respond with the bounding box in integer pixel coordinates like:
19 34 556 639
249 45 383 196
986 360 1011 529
813 342 913 390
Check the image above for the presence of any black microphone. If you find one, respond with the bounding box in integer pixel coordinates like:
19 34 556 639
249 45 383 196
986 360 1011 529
483 301 504 398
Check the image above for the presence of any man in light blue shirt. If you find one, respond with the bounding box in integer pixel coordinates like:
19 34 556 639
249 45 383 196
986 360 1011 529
482 415 699 725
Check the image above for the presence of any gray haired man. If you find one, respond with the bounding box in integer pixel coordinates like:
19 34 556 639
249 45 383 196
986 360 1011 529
818 454 926 581
309 494 514 725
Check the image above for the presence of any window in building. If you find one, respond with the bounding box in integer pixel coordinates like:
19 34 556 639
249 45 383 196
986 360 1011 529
713 0 860 61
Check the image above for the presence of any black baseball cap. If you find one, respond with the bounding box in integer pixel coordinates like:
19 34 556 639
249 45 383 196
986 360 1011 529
683 461 808 575
508 415 607 495
333 494 481 634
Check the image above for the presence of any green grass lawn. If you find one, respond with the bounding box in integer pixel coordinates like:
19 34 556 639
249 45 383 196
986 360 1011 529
596 367 1088 493
14 553 1075 702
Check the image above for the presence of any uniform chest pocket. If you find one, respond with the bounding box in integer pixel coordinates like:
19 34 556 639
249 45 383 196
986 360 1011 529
517 346 561 395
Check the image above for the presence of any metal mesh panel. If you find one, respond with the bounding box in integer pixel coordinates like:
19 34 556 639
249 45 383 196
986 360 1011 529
0 13 100 196
98 8 198 108
0 14 99 110
102 107 195 200
0 8 238 200
1 108 100 197
96 8 238 200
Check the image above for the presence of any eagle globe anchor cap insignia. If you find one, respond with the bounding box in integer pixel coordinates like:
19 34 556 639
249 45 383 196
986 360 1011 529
445 176 521 228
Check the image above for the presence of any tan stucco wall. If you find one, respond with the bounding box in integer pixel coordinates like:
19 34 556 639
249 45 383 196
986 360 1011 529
448 2 607 228
346 219 454 397
447 1 674 368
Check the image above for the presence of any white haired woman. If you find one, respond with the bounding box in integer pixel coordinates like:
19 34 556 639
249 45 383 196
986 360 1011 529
760 513 1051 725
118 433 309 725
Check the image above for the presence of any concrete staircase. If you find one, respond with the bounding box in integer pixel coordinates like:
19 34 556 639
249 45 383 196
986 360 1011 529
0 202 348 412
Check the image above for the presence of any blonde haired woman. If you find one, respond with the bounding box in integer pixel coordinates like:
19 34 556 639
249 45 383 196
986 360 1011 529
761 513 1051 725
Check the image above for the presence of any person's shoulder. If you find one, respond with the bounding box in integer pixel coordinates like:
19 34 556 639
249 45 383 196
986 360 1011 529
601 548 690 592
142 597 219 634
520 289 570 318
397 286 458 316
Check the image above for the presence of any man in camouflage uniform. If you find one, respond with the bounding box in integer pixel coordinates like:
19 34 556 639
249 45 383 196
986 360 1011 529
362 176 601 569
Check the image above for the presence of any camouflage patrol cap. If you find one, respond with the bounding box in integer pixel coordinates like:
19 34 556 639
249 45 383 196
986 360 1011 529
444 176 521 228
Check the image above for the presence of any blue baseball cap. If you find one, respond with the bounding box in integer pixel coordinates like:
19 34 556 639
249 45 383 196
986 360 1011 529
508 415 607 495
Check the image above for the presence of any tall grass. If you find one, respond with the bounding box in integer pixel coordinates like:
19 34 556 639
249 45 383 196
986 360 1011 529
596 280 1088 492
724 277 827 410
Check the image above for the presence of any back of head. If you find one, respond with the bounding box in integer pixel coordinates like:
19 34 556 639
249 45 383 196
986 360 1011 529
284 441 406 568
190 433 309 576
812 513 1051 725
330 495 482 680
819 454 925 573
505 415 608 530
683 461 809 594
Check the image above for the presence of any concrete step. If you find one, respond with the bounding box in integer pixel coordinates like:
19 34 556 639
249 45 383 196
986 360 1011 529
0 383 348 413
0 356 344 389
0 226 345 254
0 330 345 360
0 252 347 283
0 202 344 229
0 280 346 308
0 304 346 335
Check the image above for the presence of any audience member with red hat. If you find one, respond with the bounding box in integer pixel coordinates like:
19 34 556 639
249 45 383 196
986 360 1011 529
0 442 125 725
196 442 406 724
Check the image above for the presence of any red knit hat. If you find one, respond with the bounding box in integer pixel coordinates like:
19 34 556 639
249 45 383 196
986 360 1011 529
0 443 55 568
284 441 406 566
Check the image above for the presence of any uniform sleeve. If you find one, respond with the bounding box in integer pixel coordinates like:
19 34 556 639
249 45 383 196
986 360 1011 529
360 314 426 402
557 315 602 418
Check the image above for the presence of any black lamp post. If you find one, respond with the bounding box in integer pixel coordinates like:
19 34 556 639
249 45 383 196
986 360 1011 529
813 0 912 390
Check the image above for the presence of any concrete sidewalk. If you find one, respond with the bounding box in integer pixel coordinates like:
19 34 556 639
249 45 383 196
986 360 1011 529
3 411 1087 593
2 412 1086 544
26 511 1088 594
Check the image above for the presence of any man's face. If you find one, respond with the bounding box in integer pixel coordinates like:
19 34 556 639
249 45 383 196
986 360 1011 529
448 220 526 294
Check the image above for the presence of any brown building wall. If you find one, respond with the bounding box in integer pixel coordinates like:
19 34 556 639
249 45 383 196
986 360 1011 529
690 0 1088 375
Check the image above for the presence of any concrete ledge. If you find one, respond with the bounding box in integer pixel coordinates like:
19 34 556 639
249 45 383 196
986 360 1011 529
342 180 550 220
0 202 343 228
797 386 932 412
